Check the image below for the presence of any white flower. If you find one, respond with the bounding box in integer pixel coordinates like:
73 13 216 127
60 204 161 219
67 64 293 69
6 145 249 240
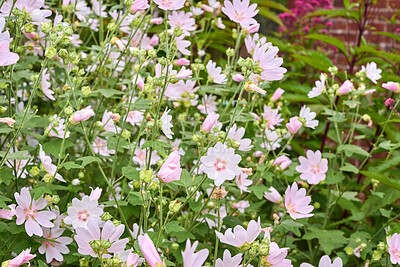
361 62 382 84
215 250 243 267
206 60 227 84
299 106 319 129
261 130 281 151
308 73 325 98
227 124 253 151
160 108 174 139
215 218 261 247
300 255 343 267
182 239 209 267
200 142 242 186
64 196 103 229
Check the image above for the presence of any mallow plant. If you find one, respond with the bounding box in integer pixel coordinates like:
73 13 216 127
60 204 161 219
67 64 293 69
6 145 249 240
0 0 400 266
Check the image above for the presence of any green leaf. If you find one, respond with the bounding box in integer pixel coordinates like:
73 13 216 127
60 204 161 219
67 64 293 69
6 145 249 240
339 163 359 174
257 9 283 26
280 219 303 236
0 167 14 185
343 100 360 108
94 88 124 98
77 156 101 167
128 192 143 206
122 166 140 181
31 187 52 200
132 98 155 110
178 169 193 187
42 139 75 158
165 221 185 234
306 34 348 57
376 32 400 43
0 195 12 209
326 169 344 184
141 140 172 157
303 228 347 254
63 161 83 170
5 151 30 160
248 184 268 200
337 144 369 158
360 171 400 191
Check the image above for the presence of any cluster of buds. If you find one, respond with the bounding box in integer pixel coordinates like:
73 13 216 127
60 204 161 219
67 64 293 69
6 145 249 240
102 257 123 267
249 236 271 257
140 169 154 183
169 200 181 213
89 239 112 256
237 57 261 74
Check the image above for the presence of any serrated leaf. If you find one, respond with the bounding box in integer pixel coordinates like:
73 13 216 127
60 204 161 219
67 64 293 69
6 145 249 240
31 187 52 200
337 144 369 158
0 167 14 185
339 162 359 174
77 156 101 167
122 166 140 181
165 221 185 234
280 219 303 236
95 88 124 98
306 34 348 57
303 228 347 254
248 184 268 200
128 192 143 206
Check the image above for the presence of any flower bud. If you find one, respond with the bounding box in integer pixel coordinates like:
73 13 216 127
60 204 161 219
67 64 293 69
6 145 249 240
52 195 60 204
101 212 113 221
140 169 153 183
58 48 68 59
171 242 179 250
64 26 73 36
169 200 181 213
45 47 57 59
226 48 234 57
112 219 121 227
29 166 40 176
71 178 80 185
41 22 52 33
64 106 74 116
79 258 90 267
43 173 53 183
82 86 91 96
122 129 131 140
345 247 353 255
24 23 35 33
372 250 381 261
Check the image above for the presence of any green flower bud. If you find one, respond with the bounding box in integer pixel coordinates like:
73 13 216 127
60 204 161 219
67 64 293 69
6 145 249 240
52 195 60 204
64 26 73 36
56 23 63 32
173 27 183 37
58 48 68 59
101 212 113 221
148 180 159 190
171 242 179 250
140 169 153 183
112 219 121 227
345 247 353 255
79 258 90 267
64 106 74 116
148 49 157 58
226 48 234 57
169 200 181 213
62 85 71 91
29 166 40 176
122 129 131 140
372 250 381 261
314 202 320 209
377 241 385 251
131 47 140 57
259 244 269 255
24 23 35 33
131 180 140 189
43 173 53 183
82 86 91 96
239 242 251 251
41 22 52 33
45 47 57 59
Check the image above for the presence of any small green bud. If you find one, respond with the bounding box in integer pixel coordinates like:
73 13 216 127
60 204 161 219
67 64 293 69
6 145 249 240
78 172 85 179
140 169 153 183
259 244 269 255
79 258 90 267
173 27 183 37
43 173 53 183
52 195 60 204
122 129 131 140
377 241 385 251
82 86 91 96
148 180 159 190
313 202 320 209
45 47 57 59
148 49 157 58
41 22 52 33
56 23 63 32
64 26 73 36
24 23 35 33
169 200 181 213
171 242 179 250
112 219 121 227
131 180 140 189
101 212 113 221
29 166 40 176
226 48 234 57
64 106 74 116
58 48 68 59
345 247 353 255
131 47 140 57
372 250 381 261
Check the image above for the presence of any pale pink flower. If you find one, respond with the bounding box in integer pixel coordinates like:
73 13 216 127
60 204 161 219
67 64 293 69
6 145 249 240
245 33 268 54
387 233 400 264
70 106 95 123
204 206 227 228
200 142 242 186
38 227 73 263
262 105 283 129
47 115 70 139
285 182 314 220
175 65 193 78
0 0 51 23
165 80 198 105
299 106 319 129
232 200 250 213
182 239 209 267
150 17 163 24
198 94 218 114
117 249 141 267
361 62 381 84
215 250 242 267
133 74 145 90
217 17 225 29
201 4 213 12
235 172 252 193
308 73 325 98
201 112 220 132
0 117 16 127
15 187 56 237
207 60 227 84
130 0 149 13
271 88 284 101
161 108 174 139
126 110 144 127
92 137 115 157
216 218 261 247
253 43 286 81
264 186 282 203
286 117 302 134
133 140 160 169
39 145 65 182
64 196 103 229
0 204 16 220
89 187 102 201
75 220 129 257
337 80 353 95
102 110 120 133
232 74 244 82
175 58 191 66
154 0 186 10
174 34 191 56
7 248 36 267
245 82 266 95
222 0 258 27
265 242 293 267
246 23 260 33
158 151 182 183
41 68 55 100
300 255 343 267
382 82 399 93
296 150 328 184
273 155 292 170
169 11 196 33
0 40 19 66
138 233 162 267
261 129 281 151
227 124 253 151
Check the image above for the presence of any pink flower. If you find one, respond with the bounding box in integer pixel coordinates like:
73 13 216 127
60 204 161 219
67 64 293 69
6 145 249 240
102 110 120 133
0 117 16 127
227 124 253 151
253 43 287 81
300 255 343 267
75 220 129 257
308 73 325 98
158 151 182 183
182 239 209 267
161 108 174 139
246 23 260 33
198 94 218 114
299 105 319 129
138 233 162 267
264 186 282 203
89 187 102 201
168 11 196 33
271 88 284 101
200 142 242 186
92 137 115 157
126 110 144 127
38 227 73 263
47 115 70 139
150 17 163 24
385 98 395 107
273 155 292 170
232 74 244 82
222 0 258 28
337 80 353 95
174 58 191 66
244 82 266 95
388 233 400 264
261 106 283 129
286 117 302 134
361 62 381 84
235 172 252 193
284 182 314 220
41 69 55 100
265 242 293 267
39 144 65 182
215 250 242 267
154 0 186 10
232 200 250 213
130 0 149 13
201 4 213 12
206 61 227 84
0 204 16 220
133 140 160 169
64 196 103 229
201 112 220 132
0 40 19 66
15 187 56 237
383 82 399 93
296 150 328 184
7 248 36 267
70 106 95 124
216 218 261 247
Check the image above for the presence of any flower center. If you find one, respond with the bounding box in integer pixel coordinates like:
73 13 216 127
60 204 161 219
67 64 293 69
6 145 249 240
78 210 90 221
214 159 226 171
394 251 400 258
287 202 296 214
311 165 320 174
234 11 244 21
24 209 35 218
